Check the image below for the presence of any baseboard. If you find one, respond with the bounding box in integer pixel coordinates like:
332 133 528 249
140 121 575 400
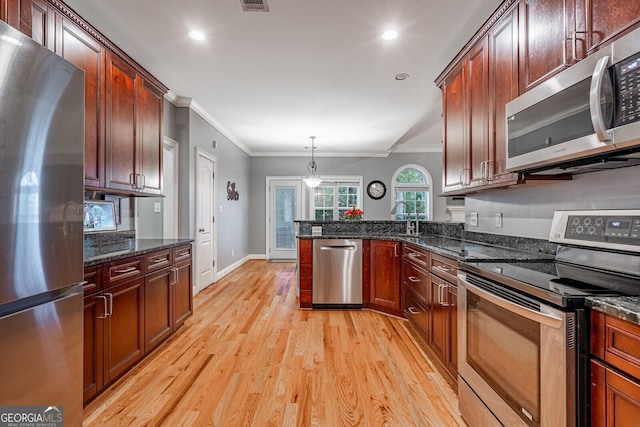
216 254 266 280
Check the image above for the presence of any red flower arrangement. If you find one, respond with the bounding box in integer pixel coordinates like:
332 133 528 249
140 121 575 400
345 206 364 221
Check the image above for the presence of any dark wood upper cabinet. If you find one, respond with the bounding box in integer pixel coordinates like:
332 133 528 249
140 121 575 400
1 0 32 35
1 0 168 196
488 3 520 184
468 37 489 188
136 79 163 194
442 61 467 193
577 0 640 57
105 52 163 195
105 51 137 193
30 0 51 48
58 18 105 188
519 0 573 92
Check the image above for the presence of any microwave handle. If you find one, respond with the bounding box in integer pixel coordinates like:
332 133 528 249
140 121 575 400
589 56 613 142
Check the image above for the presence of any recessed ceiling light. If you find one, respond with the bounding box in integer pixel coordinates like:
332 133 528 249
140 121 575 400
382 30 398 41
395 73 409 81
189 30 206 41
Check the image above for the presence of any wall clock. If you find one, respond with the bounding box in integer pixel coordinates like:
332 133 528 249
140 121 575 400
367 180 386 200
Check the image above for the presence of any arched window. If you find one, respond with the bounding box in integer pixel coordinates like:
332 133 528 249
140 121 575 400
391 164 433 221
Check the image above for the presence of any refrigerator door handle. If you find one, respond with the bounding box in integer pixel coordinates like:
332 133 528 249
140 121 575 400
96 295 108 319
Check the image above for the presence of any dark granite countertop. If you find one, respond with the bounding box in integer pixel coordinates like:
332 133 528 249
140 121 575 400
84 239 193 267
586 296 640 326
297 233 554 262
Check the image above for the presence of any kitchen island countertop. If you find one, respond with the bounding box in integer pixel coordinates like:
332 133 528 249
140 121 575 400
297 233 555 262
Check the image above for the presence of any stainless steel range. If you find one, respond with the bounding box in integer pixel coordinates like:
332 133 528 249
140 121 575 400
457 209 640 427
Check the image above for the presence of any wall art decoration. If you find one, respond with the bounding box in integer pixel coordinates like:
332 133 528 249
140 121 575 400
227 181 239 201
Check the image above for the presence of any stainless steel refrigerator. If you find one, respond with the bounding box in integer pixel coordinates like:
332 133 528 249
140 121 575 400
0 20 85 426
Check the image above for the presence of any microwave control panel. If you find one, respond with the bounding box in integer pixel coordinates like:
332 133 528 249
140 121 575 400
615 52 640 127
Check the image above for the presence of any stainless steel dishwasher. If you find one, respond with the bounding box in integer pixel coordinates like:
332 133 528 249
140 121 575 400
312 239 363 307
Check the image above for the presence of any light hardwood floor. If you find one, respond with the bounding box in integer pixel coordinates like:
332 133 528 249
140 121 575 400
83 260 465 426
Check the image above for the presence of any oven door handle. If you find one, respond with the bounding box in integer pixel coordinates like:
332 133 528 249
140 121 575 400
462 279 563 329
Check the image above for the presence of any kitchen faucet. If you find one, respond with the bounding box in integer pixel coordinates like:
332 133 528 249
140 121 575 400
391 201 419 235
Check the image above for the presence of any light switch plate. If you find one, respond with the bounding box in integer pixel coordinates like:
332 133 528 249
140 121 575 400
495 212 503 228
153 202 161 213
469 212 478 227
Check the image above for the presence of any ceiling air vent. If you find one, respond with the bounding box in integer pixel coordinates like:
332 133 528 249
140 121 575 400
241 0 269 12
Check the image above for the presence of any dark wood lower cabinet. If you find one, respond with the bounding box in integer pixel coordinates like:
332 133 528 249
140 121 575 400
173 257 193 329
591 359 640 426
105 278 144 383
144 268 172 353
83 244 193 405
590 310 640 425
402 244 458 385
369 240 402 316
83 293 104 403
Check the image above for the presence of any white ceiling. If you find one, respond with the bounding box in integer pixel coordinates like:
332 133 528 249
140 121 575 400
65 0 502 156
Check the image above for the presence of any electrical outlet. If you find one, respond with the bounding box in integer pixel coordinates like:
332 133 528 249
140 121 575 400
469 212 478 227
153 202 161 213
495 212 503 228
231 249 235 257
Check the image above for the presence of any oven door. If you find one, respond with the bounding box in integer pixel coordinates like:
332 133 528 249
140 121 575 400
457 272 575 427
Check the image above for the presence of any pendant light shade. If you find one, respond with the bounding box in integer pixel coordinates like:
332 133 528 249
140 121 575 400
303 136 322 188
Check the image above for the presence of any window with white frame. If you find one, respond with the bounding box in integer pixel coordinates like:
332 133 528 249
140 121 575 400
391 165 433 221
311 177 362 220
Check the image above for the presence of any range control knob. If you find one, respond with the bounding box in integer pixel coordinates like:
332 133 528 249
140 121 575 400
584 218 592 226
595 218 604 227
573 217 581 226
576 225 584 234
588 226 597 235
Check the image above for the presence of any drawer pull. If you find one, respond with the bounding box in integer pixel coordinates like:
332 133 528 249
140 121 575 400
113 266 137 274
407 276 421 283
407 307 421 315
408 252 422 258
177 251 190 257
433 265 453 273
150 257 167 263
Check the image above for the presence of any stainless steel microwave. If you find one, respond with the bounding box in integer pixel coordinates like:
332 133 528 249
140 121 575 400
506 27 640 174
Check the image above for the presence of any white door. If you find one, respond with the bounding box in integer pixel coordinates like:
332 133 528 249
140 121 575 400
268 179 302 260
196 151 216 291
163 138 178 239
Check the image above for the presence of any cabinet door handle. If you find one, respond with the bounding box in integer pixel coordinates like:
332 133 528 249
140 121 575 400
438 283 450 307
407 276 420 283
96 295 108 319
394 243 399 258
571 30 588 62
130 173 136 188
199 228 205 233
107 293 113 316
171 267 179 285
113 266 137 274
138 174 146 190
407 307 420 315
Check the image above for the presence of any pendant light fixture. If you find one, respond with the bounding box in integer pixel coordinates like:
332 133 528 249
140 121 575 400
303 136 322 188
